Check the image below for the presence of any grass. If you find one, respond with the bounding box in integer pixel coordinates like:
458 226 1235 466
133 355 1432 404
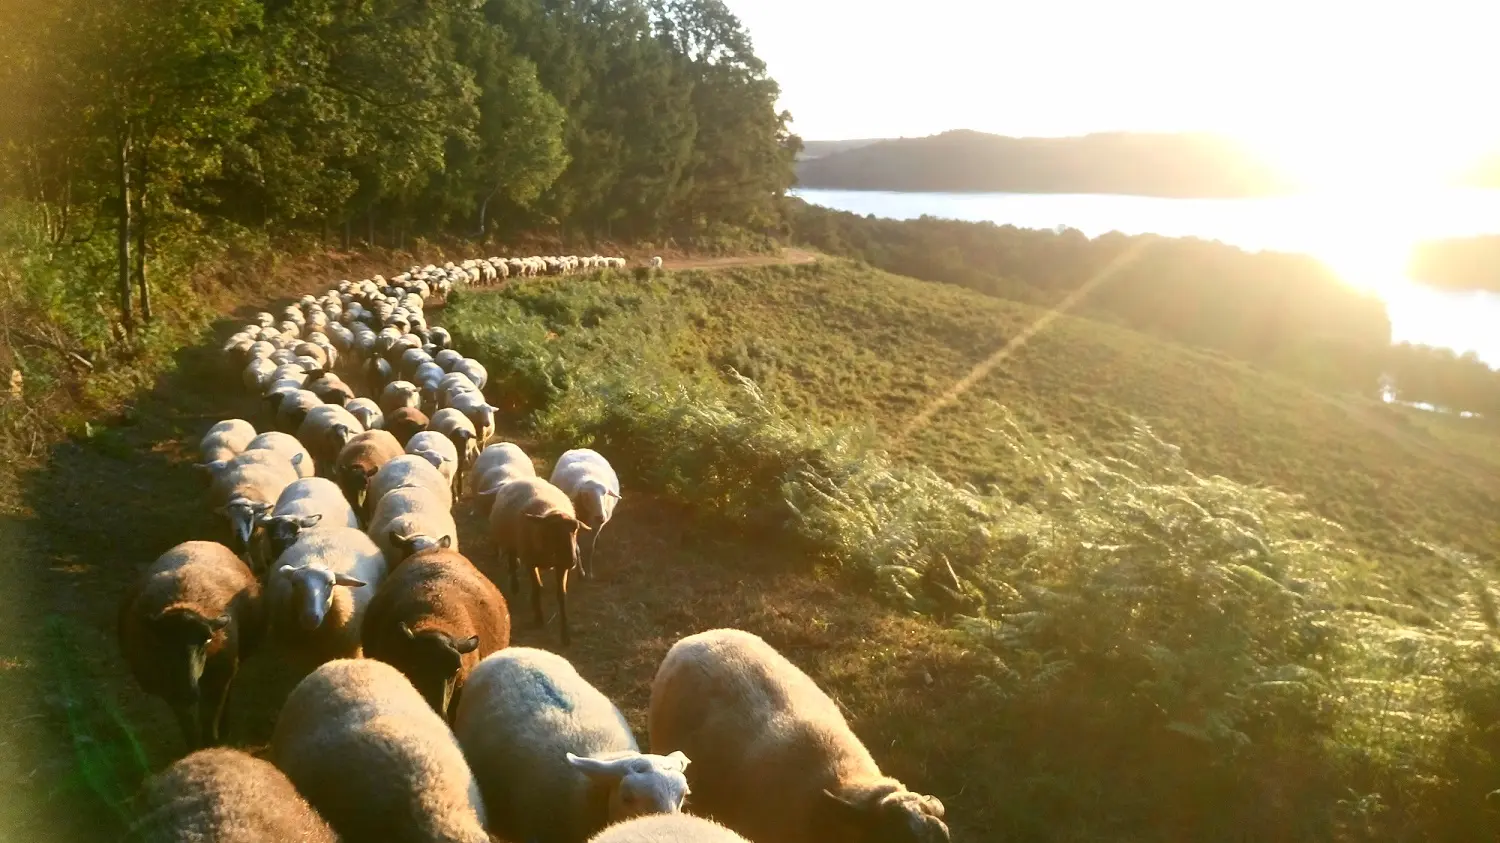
446 258 1500 842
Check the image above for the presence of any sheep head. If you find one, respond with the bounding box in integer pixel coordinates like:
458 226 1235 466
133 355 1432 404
567 751 691 822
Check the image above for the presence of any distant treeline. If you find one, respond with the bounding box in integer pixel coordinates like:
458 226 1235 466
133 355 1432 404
0 0 799 334
1409 236 1500 292
785 199 1500 416
795 130 1298 197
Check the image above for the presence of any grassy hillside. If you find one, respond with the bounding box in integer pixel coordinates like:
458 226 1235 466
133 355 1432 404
447 258 1500 842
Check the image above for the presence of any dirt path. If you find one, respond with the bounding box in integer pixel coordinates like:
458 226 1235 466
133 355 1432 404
1 258 985 842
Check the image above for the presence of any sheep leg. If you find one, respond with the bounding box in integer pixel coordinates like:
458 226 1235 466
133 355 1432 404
556 567 571 647
530 566 546 628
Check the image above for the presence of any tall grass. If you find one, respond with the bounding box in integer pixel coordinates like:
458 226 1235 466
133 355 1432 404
447 265 1500 841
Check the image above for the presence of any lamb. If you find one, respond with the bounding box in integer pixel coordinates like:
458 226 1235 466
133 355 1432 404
386 406 430 447
243 430 316 479
334 429 406 517
360 545 509 719
585 815 750 843
406 430 460 489
270 659 489 843
648 629 949 843
487 477 590 646
259 477 360 563
367 485 459 565
265 527 388 665
199 419 257 465
122 748 336 843
549 448 621 578
344 397 383 431
453 648 689 843
118 541 262 749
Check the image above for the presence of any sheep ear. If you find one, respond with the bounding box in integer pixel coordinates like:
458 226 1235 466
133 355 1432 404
606 491 622 500
453 634 480 655
296 513 323 529
566 753 631 781
277 564 296 576
207 614 232 631
666 750 690 771
193 462 218 474
574 520 593 533
390 530 413 550
291 453 305 468
438 535 453 549
333 573 366 588
398 620 415 639
819 789 865 823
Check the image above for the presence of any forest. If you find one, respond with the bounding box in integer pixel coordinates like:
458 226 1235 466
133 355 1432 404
784 200 1500 417
0 0 800 340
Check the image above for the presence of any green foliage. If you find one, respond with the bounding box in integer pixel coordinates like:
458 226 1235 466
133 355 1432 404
447 262 1500 841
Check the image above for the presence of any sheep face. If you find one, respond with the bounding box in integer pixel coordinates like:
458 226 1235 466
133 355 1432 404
567 751 691 822
260 513 323 560
816 790 950 843
278 564 366 632
220 499 273 549
574 480 621 533
393 619 479 717
521 512 588 571
148 608 231 702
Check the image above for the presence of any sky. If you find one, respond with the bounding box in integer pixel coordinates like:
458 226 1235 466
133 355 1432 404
724 0 1500 187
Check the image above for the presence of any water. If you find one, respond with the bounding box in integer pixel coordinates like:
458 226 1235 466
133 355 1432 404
793 187 1500 366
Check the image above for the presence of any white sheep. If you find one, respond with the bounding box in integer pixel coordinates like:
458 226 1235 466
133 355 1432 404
344 397 383 432
265 527 387 665
650 256 663 269
366 485 459 565
549 448 621 578
454 648 690 843
271 659 489 843
243 431 316 479
469 441 536 497
649 629 949 843
296 403 365 476
199 419 257 465
405 430 459 488
585 815 750 843
258 477 360 565
446 390 498 451
429 408 479 489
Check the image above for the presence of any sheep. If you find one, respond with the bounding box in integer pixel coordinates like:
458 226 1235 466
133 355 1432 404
585 815 750 843
386 406 430 446
265 527 387 665
297 403 365 475
345 396 383 431
242 357 278 393
406 430 459 489
360 545 509 719
365 453 454 519
435 348 464 372
487 477 590 646
446 390 498 450
199 419 257 465
401 347 435 381
650 256 663 269
648 629 950 843
274 389 324 435
308 372 355 407
271 659 489 843
366 486 459 566
468 441 536 498
453 648 689 843
429 408 479 489
243 431 316 479
549 449 621 578
208 461 301 552
118 541 262 749
334 429 405 518
122 748 337 843
259 477 360 564
453 358 488 390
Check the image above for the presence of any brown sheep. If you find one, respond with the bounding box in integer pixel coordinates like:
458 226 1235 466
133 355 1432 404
487 476 590 646
386 405 430 449
334 429 405 519
361 544 510 719
118 541 262 749
123 748 336 843
648 629 949 843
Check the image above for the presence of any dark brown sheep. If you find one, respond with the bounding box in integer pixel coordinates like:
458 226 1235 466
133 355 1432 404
118 541 263 749
487 477 590 646
385 405 430 449
361 543 510 719
334 429 406 519
123 748 336 843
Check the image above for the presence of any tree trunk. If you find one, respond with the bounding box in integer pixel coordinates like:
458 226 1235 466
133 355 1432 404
116 126 134 337
135 145 151 325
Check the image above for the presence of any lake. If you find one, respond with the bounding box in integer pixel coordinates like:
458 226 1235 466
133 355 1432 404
792 187 1500 366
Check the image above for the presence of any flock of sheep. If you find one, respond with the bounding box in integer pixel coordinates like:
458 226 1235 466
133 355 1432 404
116 255 950 843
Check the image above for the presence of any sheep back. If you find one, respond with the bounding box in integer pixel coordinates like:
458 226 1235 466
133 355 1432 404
123 748 336 843
585 815 750 843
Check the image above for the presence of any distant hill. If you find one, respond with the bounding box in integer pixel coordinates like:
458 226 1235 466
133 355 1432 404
795 130 1299 197
796 138 885 161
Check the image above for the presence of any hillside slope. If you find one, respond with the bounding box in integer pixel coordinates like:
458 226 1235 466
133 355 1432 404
795 130 1297 196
